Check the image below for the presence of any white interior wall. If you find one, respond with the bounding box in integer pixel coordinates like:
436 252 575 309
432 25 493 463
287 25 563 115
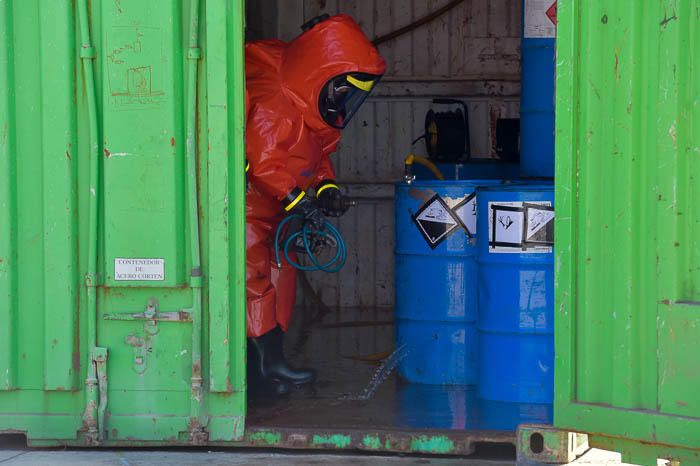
246 0 522 309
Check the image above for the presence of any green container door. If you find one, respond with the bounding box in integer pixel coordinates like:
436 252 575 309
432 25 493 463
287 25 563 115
555 1 700 463
0 0 247 445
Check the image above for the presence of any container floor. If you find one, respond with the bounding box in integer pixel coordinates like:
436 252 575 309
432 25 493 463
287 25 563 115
246 306 551 456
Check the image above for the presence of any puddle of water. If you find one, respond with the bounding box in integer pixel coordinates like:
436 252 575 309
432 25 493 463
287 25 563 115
340 344 411 401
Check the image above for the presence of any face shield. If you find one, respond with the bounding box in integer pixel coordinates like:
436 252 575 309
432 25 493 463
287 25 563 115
318 72 381 129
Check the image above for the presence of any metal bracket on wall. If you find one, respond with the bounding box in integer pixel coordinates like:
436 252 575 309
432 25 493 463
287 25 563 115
516 424 589 466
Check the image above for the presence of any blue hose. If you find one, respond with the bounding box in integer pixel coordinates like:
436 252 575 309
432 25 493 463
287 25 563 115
274 214 347 273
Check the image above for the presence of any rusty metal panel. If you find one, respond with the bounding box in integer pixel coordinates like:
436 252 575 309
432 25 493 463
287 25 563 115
555 0 700 461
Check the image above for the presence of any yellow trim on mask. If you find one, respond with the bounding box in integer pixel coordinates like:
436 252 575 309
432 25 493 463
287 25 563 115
346 75 374 92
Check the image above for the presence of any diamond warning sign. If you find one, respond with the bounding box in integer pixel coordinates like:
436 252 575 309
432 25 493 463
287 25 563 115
546 2 557 25
412 195 461 249
525 0 557 38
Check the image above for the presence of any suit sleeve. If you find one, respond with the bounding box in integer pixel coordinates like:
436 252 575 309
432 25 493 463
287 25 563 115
313 153 336 187
246 106 299 200
313 130 340 187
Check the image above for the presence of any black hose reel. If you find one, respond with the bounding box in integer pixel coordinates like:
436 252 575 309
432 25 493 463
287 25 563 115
421 99 471 163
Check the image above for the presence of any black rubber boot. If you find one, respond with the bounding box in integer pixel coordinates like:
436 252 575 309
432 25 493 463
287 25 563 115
249 326 316 385
247 340 292 397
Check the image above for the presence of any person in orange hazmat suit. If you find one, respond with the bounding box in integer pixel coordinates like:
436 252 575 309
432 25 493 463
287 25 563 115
244 14 386 395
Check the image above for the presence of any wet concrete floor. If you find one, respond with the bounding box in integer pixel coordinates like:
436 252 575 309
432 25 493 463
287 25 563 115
248 306 549 436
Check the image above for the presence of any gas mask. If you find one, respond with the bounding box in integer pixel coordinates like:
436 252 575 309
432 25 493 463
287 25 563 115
318 72 382 129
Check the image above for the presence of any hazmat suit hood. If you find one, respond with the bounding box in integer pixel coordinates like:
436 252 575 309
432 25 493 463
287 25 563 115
280 14 386 131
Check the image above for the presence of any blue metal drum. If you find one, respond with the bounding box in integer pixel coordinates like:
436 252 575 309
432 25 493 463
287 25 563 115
476 183 554 403
411 161 519 181
395 180 501 385
477 399 553 432
520 1 556 178
396 384 479 430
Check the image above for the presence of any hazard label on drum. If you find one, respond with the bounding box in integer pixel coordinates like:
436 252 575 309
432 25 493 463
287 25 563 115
412 194 462 249
488 201 554 253
524 0 557 38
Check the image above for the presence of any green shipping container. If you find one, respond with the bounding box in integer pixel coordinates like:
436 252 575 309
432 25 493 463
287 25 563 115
0 0 248 444
3 0 700 461
555 0 700 464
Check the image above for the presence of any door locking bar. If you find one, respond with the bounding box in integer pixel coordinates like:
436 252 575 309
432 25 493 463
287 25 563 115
103 302 192 323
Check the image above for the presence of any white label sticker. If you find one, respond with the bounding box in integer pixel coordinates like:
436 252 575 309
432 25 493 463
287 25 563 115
493 205 525 246
525 0 557 38
453 195 477 235
488 201 554 253
114 258 165 281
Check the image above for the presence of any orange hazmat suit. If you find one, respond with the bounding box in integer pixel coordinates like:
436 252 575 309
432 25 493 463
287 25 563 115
245 14 386 337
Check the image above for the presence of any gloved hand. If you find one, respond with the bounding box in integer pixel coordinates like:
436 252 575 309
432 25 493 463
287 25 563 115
316 180 349 217
282 187 325 230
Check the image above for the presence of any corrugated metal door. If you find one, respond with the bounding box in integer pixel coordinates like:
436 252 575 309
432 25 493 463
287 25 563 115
555 0 700 463
0 0 246 445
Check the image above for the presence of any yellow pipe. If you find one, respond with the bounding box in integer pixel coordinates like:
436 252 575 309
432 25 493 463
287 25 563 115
405 154 445 181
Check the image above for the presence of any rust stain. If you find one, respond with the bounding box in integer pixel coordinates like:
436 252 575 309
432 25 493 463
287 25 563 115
489 105 502 157
103 147 111 158
676 400 688 407
614 50 620 81
72 351 81 370
66 150 72 161
170 137 176 147
226 376 234 393
82 399 97 429
660 12 678 29
111 428 118 438
669 123 677 149
408 187 435 203
125 335 145 348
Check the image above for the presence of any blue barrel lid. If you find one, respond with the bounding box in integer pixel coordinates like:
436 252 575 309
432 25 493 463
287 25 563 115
476 181 554 193
396 179 516 189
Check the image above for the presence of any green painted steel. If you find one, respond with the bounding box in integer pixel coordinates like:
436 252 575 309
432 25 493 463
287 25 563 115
555 0 700 463
0 0 247 444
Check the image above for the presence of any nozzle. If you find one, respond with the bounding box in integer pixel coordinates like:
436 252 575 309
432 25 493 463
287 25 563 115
404 154 416 184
